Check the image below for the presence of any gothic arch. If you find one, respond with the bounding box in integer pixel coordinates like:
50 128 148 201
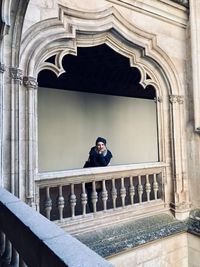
17 4 189 218
19 5 182 97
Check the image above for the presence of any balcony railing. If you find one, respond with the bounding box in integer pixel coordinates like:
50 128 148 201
0 187 113 267
36 162 167 232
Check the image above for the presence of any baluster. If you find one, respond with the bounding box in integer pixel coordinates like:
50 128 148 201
44 187 52 220
19 256 27 267
120 177 126 207
138 175 143 203
70 184 76 218
111 178 117 209
81 182 87 216
102 180 108 211
1 237 11 265
0 231 5 256
153 173 159 200
129 176 135 205
91 181 98 213
145 174 151 202
10 246 19 267
35 185 40 212
57 185 65 220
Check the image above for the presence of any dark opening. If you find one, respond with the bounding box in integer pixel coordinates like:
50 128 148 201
38 44 155 99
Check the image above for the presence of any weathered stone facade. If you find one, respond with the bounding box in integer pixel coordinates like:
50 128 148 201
0 0 199 224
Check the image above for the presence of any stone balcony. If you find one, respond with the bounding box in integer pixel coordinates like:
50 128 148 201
35 162 168 234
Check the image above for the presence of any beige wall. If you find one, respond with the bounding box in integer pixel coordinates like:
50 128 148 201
108 233 200 267
188 234 200 267
38 88 158 171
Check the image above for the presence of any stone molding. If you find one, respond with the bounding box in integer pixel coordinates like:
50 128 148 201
106 0 188 29
23 76 38 89
169 95 184 104
9 67 23 84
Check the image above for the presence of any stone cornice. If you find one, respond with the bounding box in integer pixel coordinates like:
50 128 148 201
106 0 188 29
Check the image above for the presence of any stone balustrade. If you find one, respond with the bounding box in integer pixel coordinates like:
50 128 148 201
36 162 167 224
0 187 113 267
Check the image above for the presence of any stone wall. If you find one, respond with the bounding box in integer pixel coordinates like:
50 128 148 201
108 233 192 267
188 234 200 267
0 0 195 217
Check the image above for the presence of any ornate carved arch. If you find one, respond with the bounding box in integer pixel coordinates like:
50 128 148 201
20 5 182 97
18 4 190 218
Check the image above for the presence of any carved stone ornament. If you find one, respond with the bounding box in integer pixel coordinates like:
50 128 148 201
169 95 184 104
9 67 23 83
154 96 162 103
0 63 6 73
23 76 38 89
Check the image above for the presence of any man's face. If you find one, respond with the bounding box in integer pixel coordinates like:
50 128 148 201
97 142 105 152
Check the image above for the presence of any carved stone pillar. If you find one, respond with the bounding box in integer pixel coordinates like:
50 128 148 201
23 76 38 207
9 67 23 197
0 63 6 188
169 95 190 220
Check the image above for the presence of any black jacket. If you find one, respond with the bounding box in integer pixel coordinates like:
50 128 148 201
84 147 112 168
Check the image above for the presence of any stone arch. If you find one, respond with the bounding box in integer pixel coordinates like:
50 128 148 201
18 4 189 218
20 5 181 97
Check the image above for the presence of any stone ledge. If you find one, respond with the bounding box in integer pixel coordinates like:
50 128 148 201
0 187 113 267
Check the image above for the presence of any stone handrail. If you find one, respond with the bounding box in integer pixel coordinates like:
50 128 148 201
0 187 113 267
36 162 167 221
36 162 167 186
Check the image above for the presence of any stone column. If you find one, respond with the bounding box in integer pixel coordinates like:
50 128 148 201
169 95 190 220
0 63 6 188
23 76 38 207
9 67 23 197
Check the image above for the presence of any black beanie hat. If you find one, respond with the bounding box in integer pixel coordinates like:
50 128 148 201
96 137 107 146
